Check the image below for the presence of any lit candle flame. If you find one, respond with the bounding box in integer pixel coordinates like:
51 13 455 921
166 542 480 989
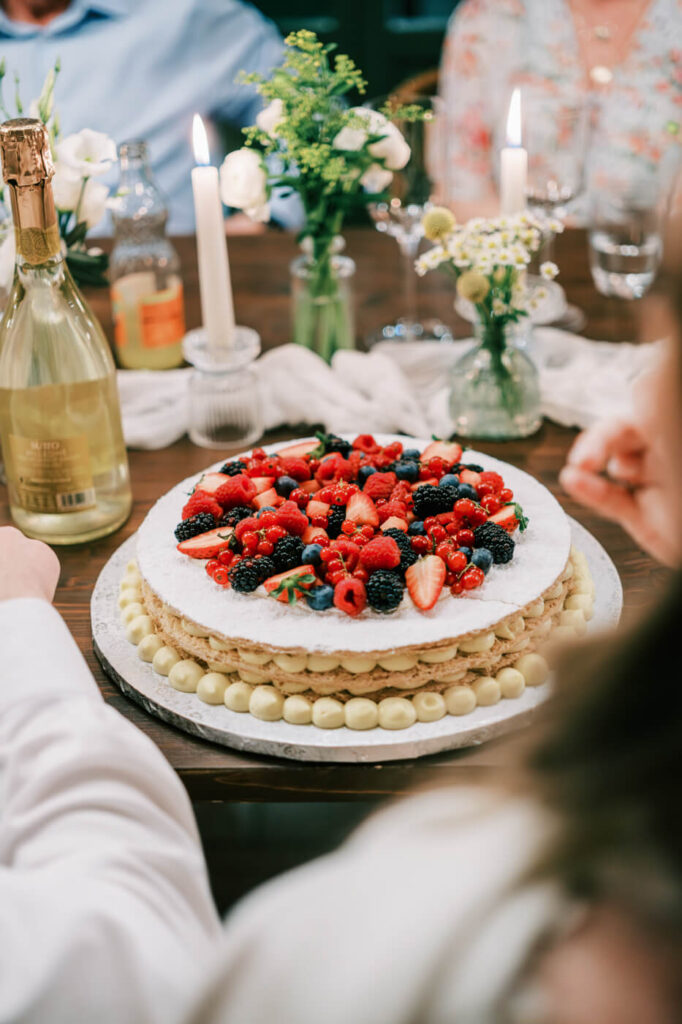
192 113 210 166
505 88 522 148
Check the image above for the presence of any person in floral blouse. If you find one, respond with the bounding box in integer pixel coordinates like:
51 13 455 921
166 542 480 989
438 0 682 221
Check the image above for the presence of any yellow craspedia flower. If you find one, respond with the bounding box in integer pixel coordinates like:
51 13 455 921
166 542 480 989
456 270 490 303
422 206 455 242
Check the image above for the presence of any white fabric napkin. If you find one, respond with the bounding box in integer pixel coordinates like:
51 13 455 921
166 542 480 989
117 329 659 450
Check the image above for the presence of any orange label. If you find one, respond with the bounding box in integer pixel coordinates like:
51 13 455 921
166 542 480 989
140 285 185 349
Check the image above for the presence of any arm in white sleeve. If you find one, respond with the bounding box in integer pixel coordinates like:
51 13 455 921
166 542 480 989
0 599 221 1024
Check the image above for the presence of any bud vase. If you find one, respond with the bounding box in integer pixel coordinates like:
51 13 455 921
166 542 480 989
290 242 356 363
449 318 541 439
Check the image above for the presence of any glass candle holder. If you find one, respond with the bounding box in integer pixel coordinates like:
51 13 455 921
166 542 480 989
183 326 263 449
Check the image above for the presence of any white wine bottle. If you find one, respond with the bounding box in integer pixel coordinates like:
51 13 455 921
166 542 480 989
0 118 132 544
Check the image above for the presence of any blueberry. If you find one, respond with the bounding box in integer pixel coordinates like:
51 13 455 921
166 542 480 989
275 474 298 498
305 584 335 611
402 448 421 462
394 460 419 482
471 547 493 574
459 546 472 561
439 473 460 490
257 506 276 517
408 520 426 536
302 543 323 566
358 465 377 485
457 483 479 501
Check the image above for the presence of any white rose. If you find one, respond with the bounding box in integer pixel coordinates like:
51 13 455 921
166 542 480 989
219 148 269 222
256 98 284 138
56 129 117 177
333 108 411 170
360 164 393 193
79 178 109 229
52 163 83 211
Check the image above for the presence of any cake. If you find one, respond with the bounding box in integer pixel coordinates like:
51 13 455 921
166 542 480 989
118 433 595 731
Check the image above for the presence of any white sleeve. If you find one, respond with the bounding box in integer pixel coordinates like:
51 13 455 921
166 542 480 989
0 599 221 1024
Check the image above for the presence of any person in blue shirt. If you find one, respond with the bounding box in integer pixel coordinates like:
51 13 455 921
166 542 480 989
0 0 290 233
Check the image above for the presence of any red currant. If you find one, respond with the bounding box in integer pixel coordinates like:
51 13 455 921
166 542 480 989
342 520 356 536
217 550 235 567
454 498 477 518
411 535 430 554
450 581 464 595
447 550 467 573
435 541 452 561
265 525 286 543
461 566 485 590
499 488 514 503
205 559 221 578
290 488 308 507
213 566 230 586
423 517 438 530
310 514 329 528
481 495 501 514
258 540 274 555
429 524 448 543
468 507 488 527
258 511 277 527
361 525 374 538
446 522 459 536
456 528 475 547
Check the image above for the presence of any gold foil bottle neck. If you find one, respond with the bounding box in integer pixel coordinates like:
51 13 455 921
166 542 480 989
0 118 54 186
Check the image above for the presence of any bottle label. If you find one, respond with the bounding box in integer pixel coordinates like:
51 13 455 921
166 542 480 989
8 434 96 514
112 276 185 350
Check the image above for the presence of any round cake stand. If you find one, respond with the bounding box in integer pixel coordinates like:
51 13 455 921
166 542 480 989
91 519 622 764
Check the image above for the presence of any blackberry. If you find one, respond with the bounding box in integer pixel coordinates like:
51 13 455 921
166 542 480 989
220 459 248 476
412 484 452 518
383 528 418 573
221 505 253 527
174 512 216 541
473 522 515 564
272 535 304 572
315 431 352 458
366 570 404 613
437 484 459 510
229 556 275 593
465 463 484 472
327 504 346 539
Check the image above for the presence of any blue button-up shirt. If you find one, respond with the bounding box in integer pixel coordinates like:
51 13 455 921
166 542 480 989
0 0 286 233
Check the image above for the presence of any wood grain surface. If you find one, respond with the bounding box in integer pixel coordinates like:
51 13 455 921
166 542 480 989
0 227 669 801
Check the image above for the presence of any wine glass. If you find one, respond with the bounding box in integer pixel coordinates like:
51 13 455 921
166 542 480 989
366 95 451 345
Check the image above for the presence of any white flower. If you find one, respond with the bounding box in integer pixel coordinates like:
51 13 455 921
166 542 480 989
333 108 410 170
57 129 117 177
256 98 285 139
540 261 559 280
360 164 393 192
0 228 15 292
79 178 109 229
219 148 269 222
52 163 83 211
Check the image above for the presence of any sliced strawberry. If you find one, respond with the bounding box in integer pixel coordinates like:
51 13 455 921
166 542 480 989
177 526 233 559
302 525 329 545
253 487 279 510
489 503 528 533
263 565 317 603
300 479 320 494
306 499 331 518
380 516 408 532
195 472 230 496
249 476 276 494
459 469 482 488
345 491 379 527
277 439 318 459
420 440 463 466
406 555 446 611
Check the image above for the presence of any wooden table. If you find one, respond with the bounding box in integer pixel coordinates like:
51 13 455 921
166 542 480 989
0 228 668 801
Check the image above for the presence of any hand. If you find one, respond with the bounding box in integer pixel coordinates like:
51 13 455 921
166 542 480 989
0 526 61 603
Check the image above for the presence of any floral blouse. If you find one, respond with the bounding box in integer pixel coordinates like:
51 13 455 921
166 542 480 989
438 0 682 219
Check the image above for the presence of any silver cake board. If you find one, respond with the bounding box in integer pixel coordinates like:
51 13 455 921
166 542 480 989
91 519 623 764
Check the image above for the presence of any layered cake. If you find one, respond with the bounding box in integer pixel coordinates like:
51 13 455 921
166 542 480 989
118 434 595 731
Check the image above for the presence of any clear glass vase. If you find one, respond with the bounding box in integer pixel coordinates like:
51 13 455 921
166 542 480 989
290 245 356 362
449 318 541 440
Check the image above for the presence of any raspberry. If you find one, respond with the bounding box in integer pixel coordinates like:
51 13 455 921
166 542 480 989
182 491 223 521
480 471 504 492
382 528 418 573
214 474 257 509
330 537 361 571
333 577 367 616
359 535 401 572
280 456 311 481
352 433 380 454
274 500 309 536
316 453 353 484
235 515 260 540
363 471 397 501
377 500 408 524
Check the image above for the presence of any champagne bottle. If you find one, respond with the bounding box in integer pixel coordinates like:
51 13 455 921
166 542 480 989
0 118 132 544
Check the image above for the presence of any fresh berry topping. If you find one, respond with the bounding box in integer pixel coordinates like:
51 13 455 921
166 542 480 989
174 512 216 541
490 502 529 533
456 482 479 502
359 535 401 572
219 459 248 476
358 465 377 486
289 487 309 508
382 527 418 573
464 463 484 472
274 500 309 536
420 440 463 466
305 584 335 611
229 555 276 593
220 505 253 528
176 527 233 559
313 431 353 458
277 439 319 459
333 577 367 616
499 487 514 503
181 491 223 521
438 473 460 490
279 456 312 481
249 476 277 494
408 520 426 535
456 528 475 547
380 516 408 533
352 433 381 454
274 475 298 498
345 491 379 527
301 543 323 566
214 474 257 509
263 565 317 603
405 555 446 611
480 494 501 514
412 484 452 518
480 470 504 491
271 535 305 572
366 569 404 613
194 472 231 495
363 471 397 501
326 504 347 539
461 565 485 589
471 548 493 573
472 522 515 564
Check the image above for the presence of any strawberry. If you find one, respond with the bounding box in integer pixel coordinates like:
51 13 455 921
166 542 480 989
177 527 233 559
280 456 312 481
249 476 276 494
306 499 331 518
377 500 408 523
214 474 257 509
253 487 280 509
459 469 482 489
363 471 397 501
277 439 318 459
345 491 379 527
380 516 408 532
264 565 317 603
359 536 401 572
194 472 230 495
300 479 321 494
489 503 528 533
405 555 446 611
420 440 463 466
301 525 329 545
181 490 223 521
275 500 309 536
411 478 438 490
333 577 367 616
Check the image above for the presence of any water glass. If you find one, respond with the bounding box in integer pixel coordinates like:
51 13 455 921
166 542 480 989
588 187 666 300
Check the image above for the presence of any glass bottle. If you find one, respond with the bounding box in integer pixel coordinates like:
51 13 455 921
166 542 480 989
109 140 185 369
0 117 132 544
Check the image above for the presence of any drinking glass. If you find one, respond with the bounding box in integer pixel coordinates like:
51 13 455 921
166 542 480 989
588 184 667 300
366 95 451 344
